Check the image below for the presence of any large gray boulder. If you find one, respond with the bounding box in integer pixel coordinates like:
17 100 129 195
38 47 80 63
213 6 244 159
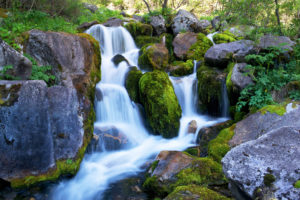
222 126 300 200
172 10 202 35
103 17 124 27
150 15 166 36
229 102 300 147
205 40 255 68
258 34 296 51
230 63 253 91
0 38 32 79
172 32 197 59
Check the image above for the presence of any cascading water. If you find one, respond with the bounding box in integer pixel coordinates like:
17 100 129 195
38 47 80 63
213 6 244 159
51 25 228 200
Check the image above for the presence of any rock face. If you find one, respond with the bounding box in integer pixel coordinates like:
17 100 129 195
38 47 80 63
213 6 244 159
103 17 124 27
172 32 197 59
172 10 202 35
139 70 181 138
205 40 255 68
229 103 300 147
258 34 296 51
222 126 300 200
0 30 101 187
0 38 32 79
230 63 253 91
150 15 166 36
77 21 99 32
138 43 169 71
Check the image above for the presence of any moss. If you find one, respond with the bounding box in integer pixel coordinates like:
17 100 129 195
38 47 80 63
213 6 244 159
125 67 143 103
0 84 21 107
135 36 160 48
169 60 194 77
174 157 226 188
150 160 160 172
213 31 241 44
184 147 199 157
139 70 181 138
138 43 169 71
197 64 222 116
165 185 230 200
187 33 213 61
294 180 300 188
0 8 8 18
143 176 170 198
259 103 287 116
208 124 236 163
264 174 275 187
124 22 153 38
159 33 175 62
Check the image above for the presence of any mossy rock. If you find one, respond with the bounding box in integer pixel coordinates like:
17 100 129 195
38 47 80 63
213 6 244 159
124 22 153 38
174 157 227 188
143 176 170 198
138 43 169 71
160 33 175 62
135 36 160 48
213 31 241 44
139 70 181 138
125 67 143 103
187 33 213 61
169 60 194 77
165 185 230 200
197 65 223 116
207 124 236 163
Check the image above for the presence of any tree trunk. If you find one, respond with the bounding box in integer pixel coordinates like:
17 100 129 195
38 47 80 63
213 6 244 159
162 0 168 15
142 0 152 14
274 0 282 35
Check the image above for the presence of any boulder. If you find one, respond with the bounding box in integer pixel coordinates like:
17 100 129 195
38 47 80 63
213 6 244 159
171 10 202 35
138 43 169 71
112 54 130 66
135 36 160 48
83 2 98 13
196 120 233 157
205 40 255 68
150 15 166 36
230 63 253 91
199 20 212 33
125 67 143 103
103 17 124 27
271 81 300 103
211 16 227 31
77 21 99 33
187 120 197 134
139 70 181 138
124 22 153 38
212 31 239 44
229 102 300 147
0 30 101 188
0 38 32 79
172 32 197 59
168 60 194 77
132 15 143 23
197 65 225 116
222 126 300 200
258 34 296 51
186 33 213 61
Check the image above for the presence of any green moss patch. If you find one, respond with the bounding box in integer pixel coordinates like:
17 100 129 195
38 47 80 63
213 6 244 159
124 22 153 38
259 103 287 116
169 60 194 77
166 185 230 200
187 33 213 61
125 67 143 103
139 70 181 138
135 36 160 48
143 176 170 198
263 173 275 187
208 124 236 163
213 31 241 44
294 180 300 188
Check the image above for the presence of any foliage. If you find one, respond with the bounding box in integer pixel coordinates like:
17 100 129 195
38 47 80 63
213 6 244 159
294 180 300 188
236 45 300 112
0 65 19 80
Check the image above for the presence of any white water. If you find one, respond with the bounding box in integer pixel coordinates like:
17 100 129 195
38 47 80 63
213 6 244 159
51 25 227 200
206 32 218 45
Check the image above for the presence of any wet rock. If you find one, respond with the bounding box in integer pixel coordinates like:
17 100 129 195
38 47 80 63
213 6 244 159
258 34 296 51
229 102 300 147
230 63 253 91
205 40 255 68
77 21 99 32
83 2 98 13
0 38 32 79
172 32 197 59
103 17 124 27
222 126 300 200
150 15 166 36
138 43 169 71
139 70 181 138
112 54 130 66
172 10 203 35
197 120 233 157
187 120 197 134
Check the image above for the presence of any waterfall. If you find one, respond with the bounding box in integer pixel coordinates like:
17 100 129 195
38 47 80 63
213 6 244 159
220 79 230 118
51 25 227 200
206 32 218 45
